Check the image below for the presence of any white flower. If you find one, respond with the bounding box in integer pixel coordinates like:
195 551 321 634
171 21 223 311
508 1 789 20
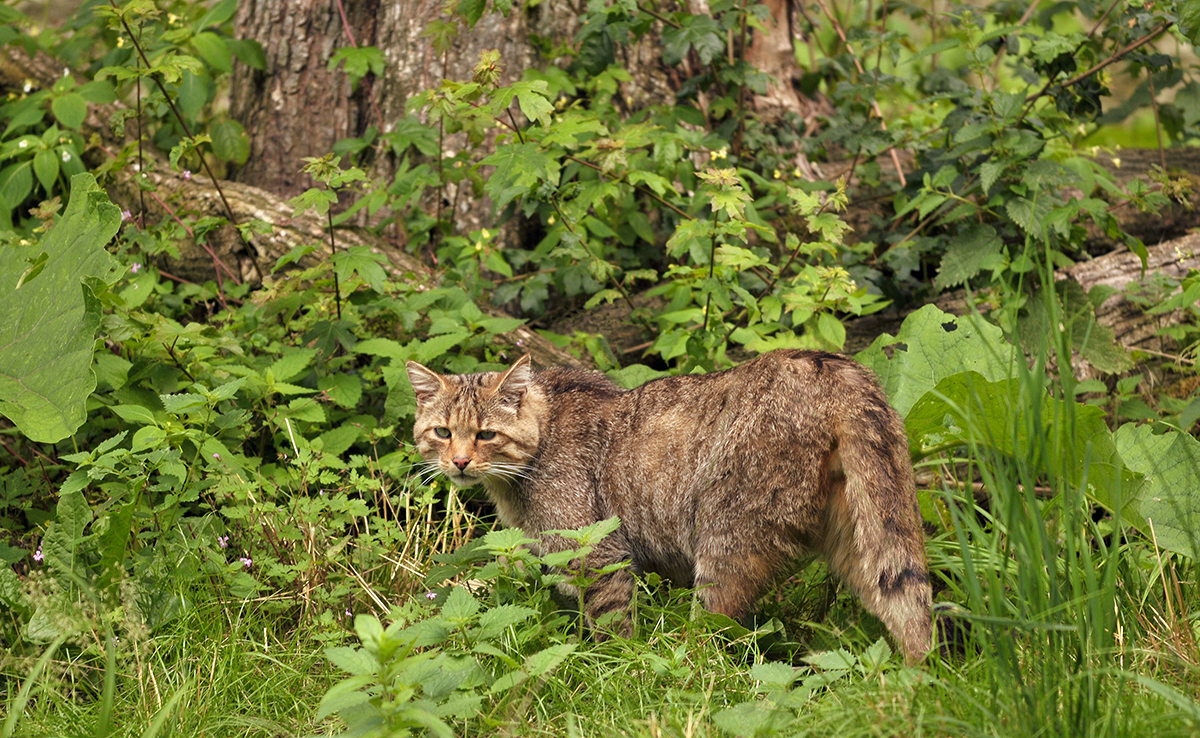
61 151 71 162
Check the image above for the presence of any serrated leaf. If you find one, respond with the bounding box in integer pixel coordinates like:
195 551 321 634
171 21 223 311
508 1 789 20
440 586 480 622
934 223 1002 290
980 161 1004 196
314 675 375 720
477 604 538 640
662 14 724 66
749 661 799 687
325 646 376 676
415 333 470 364
479 142 558 212
270 348 317 382
523 643 577 678
42 490 93 582
0 174 120 442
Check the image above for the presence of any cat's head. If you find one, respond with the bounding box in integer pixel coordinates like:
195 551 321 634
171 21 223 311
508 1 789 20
405 355 541 488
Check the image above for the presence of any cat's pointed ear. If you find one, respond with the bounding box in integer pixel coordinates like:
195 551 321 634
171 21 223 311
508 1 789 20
406 361 447 404
492 354 532 407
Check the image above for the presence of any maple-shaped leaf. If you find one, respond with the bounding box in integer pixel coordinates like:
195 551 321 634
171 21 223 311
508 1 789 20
662 14 724 66
479 142 558 211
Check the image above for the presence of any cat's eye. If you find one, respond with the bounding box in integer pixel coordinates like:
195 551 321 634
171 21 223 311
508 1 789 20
434 427 451 439
476 430 497 441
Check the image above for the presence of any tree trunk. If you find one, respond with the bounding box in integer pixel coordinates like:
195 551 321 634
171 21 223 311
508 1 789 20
229 0 379 199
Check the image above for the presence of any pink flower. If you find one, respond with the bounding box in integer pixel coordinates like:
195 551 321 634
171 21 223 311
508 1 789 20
32 543 43 562
121 209 132 222
183 170 192 181
218 535 229 549
425 591 437 600
240 557 252 568
212 452 221 461
131 262 141 274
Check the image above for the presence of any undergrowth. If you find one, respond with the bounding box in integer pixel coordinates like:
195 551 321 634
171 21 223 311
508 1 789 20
2 0 1200 736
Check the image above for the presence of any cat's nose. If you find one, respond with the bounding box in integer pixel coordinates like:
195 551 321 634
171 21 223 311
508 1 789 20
452 457 469 470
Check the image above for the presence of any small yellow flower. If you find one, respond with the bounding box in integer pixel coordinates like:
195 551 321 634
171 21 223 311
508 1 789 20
548 215 556 225
1111 157 1121 169
712 147 728 161
481 228 490 239
792 167 802 179
22 79 34 93
773 169 782 179
168 13 179 23
116 37 125 47
474 241 483 251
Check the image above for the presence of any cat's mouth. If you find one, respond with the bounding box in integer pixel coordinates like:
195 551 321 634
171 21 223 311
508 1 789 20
445 469 483 487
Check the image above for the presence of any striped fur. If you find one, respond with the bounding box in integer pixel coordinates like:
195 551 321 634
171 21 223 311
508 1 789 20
406 350 932 662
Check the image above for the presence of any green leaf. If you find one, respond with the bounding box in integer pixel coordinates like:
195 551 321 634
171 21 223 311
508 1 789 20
440 586 480 623
483 250 513 278
328 46 386 90
32 149 58 192
50 93 87 130
855 305 1016 417
270 348 317 382
523 643 576 678
662 14 724 66
1114 423 1200 559
286 187 339 218
324 646 375 676
196 0 238 30
1181 0 1200 46
479 142 558 212
934 223 1002 290
457 0 486 28
1 161 33 207
0 174 121 442
42 490 93 582
511 80 554 127
191 31 232 74
210 119 250 165
477 604 538 640
176 70 210 121
226 38 266 70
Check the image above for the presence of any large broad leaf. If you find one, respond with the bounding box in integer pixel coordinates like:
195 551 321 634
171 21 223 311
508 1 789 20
1114 423 1200 559
855 304 1017 416
0 173 121 442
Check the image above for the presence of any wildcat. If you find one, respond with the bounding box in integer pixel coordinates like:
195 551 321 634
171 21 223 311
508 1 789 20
406 349 932 663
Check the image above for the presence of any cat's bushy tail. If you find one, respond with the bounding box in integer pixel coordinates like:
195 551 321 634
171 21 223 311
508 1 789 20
822 374 933 664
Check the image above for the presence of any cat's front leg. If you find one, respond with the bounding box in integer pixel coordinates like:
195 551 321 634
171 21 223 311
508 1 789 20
548 532 636 639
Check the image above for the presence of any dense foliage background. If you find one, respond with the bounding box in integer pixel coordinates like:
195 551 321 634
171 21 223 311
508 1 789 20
2 0 1200 735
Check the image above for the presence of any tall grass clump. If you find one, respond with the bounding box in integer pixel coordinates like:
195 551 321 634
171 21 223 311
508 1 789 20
927 256 1199 738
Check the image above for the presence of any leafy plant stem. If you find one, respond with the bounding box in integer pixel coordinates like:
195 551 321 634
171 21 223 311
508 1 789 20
328 205 343 321
810 0 907 186
107 0 264 285
493 113 694 221
1018 20 1172 124
134 22 145 227
635 3 682 29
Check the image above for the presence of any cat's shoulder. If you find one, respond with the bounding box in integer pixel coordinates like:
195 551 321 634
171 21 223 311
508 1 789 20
534 364 624 398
